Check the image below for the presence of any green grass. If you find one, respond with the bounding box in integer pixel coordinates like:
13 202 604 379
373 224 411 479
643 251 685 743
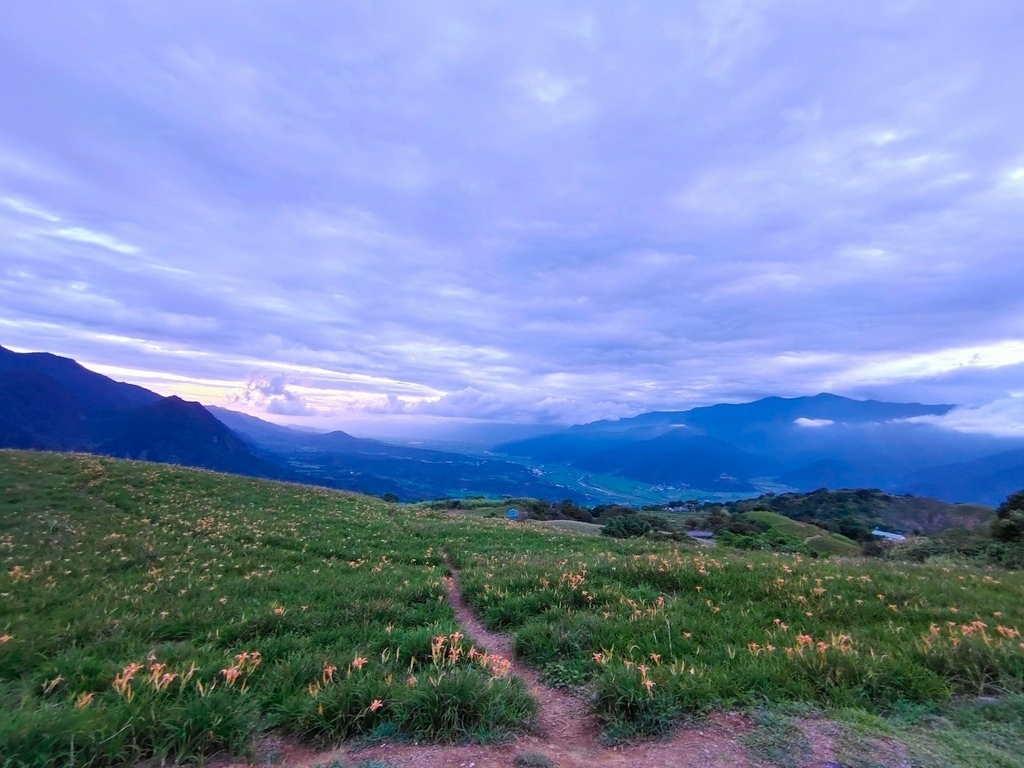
532 520 603 535
2 450 1024 765
0 451 537 766
453 535 1024 741
744 510 861 556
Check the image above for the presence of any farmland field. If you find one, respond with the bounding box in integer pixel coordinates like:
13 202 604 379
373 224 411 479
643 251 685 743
2 450 1023 767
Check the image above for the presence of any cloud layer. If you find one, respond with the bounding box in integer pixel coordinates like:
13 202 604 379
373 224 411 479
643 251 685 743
1 2 1023 430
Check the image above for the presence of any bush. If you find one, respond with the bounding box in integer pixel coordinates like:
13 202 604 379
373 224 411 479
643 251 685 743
601 515 652 539
991 490 1024 542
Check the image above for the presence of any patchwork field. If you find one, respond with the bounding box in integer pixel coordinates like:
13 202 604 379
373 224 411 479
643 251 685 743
2 451 1023 767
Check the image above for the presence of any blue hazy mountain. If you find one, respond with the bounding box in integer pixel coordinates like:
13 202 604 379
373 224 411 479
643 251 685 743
899 448 1024 506
496 394 1024 503
4 346 1022 505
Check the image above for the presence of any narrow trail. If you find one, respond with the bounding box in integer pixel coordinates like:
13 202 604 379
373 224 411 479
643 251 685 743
212 560 769 768
441 565 600 749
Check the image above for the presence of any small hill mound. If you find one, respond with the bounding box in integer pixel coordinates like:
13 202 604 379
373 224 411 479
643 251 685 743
743 510 861 556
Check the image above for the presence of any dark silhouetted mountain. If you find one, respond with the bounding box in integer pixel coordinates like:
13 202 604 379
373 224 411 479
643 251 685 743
6 346 1022 506
0 345 159 411
0 346 288 481
98 396 283 477
0 347 589 502
0 368 86 448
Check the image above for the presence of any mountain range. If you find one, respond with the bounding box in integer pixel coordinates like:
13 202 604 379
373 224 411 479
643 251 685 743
1 345 1022 505
0 345 574 501
495 393 1024 505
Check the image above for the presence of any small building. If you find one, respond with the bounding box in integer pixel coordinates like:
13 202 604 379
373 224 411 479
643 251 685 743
871 528 906 541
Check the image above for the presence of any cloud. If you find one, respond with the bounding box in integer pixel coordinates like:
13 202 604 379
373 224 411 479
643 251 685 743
795 418 835 428
48 227 141 255
2 197 60 222
907 396 1024 438
231 373 316 417
0 2 1022 434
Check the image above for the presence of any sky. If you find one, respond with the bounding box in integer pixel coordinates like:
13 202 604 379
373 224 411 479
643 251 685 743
2 1 1023 437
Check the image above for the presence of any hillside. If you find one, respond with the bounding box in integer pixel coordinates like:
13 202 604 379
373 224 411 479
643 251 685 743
2 451 1024 767
0 346 584 502
742 510 862 556
722 488 994 540
496 393 1024 504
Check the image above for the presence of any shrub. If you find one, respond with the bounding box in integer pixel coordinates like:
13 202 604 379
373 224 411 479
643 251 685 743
601 515 652 538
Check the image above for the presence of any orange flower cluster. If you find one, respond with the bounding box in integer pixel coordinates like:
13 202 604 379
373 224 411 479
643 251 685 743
921 620 1023 651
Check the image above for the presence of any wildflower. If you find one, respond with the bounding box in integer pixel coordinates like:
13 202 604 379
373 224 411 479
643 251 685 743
75 692 95 708
650 652 661 664
221 667 243 686
322 664 338 683
593 652 605 663
353 655 368 670
407 675 418 687
0 634 11 643
796 634 813 647
157 673 178 689
43 675 63 694
368 699 383 712
643 678 655 692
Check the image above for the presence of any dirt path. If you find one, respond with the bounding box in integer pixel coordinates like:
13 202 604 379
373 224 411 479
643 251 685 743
212 562 768 768
441 567 601 750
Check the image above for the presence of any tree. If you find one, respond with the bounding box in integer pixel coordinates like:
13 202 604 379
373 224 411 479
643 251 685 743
990 490 1024 542
601 515 652 539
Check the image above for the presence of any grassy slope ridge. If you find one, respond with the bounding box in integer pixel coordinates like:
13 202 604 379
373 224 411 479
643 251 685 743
2 451 1023 766
724 488 994 539
743 510 861 556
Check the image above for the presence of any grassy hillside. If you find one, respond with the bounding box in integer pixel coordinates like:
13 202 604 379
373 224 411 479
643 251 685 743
2 451 1024 766
725 488 995 540
743 510 861 556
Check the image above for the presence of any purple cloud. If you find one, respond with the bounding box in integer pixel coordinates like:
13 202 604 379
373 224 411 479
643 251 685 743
1 2 1023 431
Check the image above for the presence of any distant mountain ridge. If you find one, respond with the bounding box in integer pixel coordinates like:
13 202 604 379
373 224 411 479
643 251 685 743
496 393 1024 505
0 346 582 501
3 345 1022 505
0 346 284 479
